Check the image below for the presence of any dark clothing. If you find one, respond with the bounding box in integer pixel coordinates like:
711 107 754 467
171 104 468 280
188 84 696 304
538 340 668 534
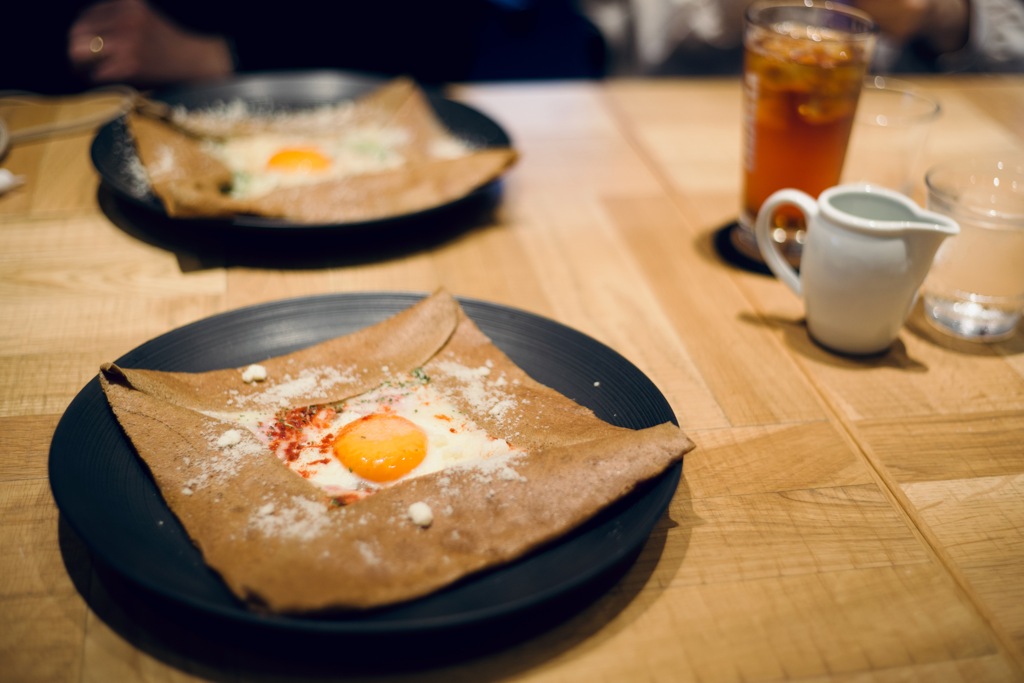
2 0 606 94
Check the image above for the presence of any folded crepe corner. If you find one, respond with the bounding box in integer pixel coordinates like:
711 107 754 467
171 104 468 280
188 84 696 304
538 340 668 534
99 290 694 613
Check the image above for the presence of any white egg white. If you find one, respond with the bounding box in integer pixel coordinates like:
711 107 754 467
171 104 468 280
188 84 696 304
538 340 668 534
202 126 418 198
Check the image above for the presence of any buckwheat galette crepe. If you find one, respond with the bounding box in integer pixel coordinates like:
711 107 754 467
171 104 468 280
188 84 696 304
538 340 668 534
126 77 517 224
99 291 693 614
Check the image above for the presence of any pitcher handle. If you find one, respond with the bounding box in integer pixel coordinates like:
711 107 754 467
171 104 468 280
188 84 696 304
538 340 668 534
754 189 818 297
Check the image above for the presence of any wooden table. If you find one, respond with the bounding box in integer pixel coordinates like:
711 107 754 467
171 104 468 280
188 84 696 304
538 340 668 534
2 74 1023 682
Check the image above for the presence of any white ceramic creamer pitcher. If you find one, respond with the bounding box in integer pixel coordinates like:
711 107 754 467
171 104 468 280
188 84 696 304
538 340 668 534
756 184 959 355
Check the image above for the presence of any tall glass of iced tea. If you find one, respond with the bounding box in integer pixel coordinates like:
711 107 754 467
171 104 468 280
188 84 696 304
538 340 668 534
732 0 876 266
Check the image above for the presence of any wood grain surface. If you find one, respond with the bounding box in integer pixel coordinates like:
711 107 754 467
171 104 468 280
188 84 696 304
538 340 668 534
2 74 1022 682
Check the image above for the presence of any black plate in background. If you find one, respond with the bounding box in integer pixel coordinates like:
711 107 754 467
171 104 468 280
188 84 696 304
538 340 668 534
49 293 681 642
89 71 514 235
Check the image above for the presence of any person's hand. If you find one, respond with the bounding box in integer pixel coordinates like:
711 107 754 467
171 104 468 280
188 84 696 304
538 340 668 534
68 0 234 86
852 0 970 54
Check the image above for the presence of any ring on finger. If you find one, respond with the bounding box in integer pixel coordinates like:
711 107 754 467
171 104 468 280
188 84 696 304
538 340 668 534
89 36 105 54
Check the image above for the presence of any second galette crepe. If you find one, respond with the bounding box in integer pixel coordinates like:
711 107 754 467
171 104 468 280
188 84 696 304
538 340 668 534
99 291 694 614
126 78 518 224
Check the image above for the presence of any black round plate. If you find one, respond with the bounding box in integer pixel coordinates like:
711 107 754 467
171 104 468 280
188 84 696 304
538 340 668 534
49 293 680 639
89 71 513 234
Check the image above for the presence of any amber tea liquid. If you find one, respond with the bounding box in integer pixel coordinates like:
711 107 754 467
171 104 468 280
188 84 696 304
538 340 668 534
736 2 875 264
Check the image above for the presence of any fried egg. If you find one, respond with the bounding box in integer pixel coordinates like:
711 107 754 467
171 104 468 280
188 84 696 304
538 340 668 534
203 126 413 199
248 371 523 504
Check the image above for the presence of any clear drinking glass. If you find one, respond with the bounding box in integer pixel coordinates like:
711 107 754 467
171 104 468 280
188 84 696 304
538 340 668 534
731 0 877 267
841 76 941 196
922 155 1024 341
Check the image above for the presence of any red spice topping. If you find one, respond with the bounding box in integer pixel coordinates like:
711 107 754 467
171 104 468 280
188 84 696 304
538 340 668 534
317 432 335 454
331 491 368 506
267 404 336 463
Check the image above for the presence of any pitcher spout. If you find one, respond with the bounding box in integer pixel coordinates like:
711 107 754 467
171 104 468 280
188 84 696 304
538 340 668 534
903 204 960 277
907 209 959 238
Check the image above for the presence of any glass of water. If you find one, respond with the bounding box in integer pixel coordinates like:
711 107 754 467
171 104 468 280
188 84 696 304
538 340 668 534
921 155 1024 342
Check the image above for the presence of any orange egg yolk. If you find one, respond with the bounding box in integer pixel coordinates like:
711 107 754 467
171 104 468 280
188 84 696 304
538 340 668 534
332 414 427 483
266 147 332 173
